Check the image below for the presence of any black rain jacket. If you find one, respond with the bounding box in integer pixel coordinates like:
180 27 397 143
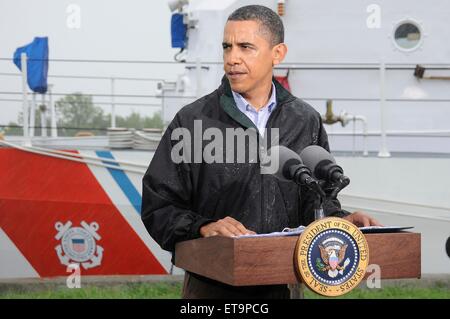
141 76 349 253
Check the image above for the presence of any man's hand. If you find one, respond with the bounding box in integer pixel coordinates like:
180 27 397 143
342 211 383 227
200 216 256 238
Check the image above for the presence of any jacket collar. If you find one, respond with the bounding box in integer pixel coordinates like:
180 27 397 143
219 74 293 102
218 74 294 129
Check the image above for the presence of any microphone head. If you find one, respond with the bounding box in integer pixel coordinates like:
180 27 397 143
299 145 335 179
267 145 302 181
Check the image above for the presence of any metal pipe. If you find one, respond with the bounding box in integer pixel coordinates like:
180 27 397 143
322 100 369 156
277 0 285 16
0 72 164 81
322 99 343 125
352 115 368 156
414 65 450 80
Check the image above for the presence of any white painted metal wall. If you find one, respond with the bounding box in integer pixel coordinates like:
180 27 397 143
162 0 450 154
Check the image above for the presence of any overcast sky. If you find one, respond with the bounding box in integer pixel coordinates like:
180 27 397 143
0 0 186 124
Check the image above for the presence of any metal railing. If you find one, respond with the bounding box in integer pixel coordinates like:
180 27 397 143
2 57 450 155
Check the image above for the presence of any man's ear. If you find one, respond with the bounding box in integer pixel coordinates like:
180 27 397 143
272 43 288 66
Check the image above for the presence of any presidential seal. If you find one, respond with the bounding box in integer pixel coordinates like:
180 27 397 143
55 220 103 270
295 217 369 297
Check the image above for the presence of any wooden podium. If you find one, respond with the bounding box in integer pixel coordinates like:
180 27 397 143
175 232 421 287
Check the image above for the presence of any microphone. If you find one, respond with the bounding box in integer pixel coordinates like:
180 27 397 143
299 145 350 187
269 145 325 197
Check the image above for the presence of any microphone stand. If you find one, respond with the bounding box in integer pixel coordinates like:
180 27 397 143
313 177 351 221
314 194 325 220
308 177 351 221
288 164 327 221
287 168 326 299
329 176 350 199
287 169 350 299
317 162 350 199
323 176 350 200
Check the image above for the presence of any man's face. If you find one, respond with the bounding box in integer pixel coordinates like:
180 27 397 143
222 20 278 94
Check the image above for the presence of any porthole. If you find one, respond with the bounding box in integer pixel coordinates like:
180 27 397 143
393 21 422 51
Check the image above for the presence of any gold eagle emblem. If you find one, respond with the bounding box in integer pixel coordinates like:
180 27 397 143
316 237 350 278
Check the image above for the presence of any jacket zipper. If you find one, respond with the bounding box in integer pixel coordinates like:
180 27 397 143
259 97 295 233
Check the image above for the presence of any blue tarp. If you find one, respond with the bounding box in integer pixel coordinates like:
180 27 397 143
13 37 49 94
171 14 187 48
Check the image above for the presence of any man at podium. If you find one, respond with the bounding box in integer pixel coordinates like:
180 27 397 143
141 5 380 298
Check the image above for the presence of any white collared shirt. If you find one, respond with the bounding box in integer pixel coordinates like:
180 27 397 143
231 83 277 137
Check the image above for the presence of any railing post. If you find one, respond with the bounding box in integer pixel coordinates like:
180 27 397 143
49 84 57 137
111 77 116 128
196 58 202 98
21 53 30 142
30 92 36 137
378 59 391 157
41 94 47 137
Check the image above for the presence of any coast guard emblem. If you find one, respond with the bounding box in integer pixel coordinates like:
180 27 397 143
295 217 369 296
55 221 103 269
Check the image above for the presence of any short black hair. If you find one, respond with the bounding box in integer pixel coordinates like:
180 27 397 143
227 5 284 46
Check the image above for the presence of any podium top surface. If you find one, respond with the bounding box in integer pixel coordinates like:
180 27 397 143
175 232 421 286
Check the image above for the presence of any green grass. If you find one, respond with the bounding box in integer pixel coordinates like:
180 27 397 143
0 282 182 299
0 281 449 299
304 285 450 299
